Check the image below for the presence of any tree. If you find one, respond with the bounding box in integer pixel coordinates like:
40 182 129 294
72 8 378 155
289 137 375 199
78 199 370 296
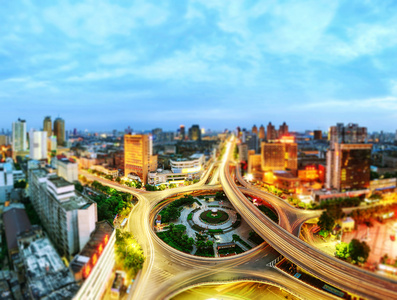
335 242 350 260
318 211 335 232
115 177 121 183
349 239 370 264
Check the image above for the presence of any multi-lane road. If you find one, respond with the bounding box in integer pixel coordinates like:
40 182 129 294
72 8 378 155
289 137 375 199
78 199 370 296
220 139 397 300
80 138 397 300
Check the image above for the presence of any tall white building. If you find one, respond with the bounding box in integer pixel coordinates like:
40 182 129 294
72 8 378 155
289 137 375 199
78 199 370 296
28 165 97 258
12 118 27 151
0 163 14 203
29 130 48 160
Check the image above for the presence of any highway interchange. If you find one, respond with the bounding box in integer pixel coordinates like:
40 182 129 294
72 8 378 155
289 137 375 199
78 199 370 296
81 138 397 300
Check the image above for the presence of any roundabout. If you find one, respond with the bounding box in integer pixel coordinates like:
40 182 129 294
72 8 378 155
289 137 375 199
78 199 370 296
154 193 264 258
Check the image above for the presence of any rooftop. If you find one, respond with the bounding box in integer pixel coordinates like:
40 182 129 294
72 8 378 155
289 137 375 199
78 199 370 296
47 176 72 188
22 238 79 299
3 208 32 251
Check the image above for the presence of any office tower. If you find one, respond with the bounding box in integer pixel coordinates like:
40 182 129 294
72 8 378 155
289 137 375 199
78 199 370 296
12 118 27 151
266 122 277 141
28 168 97 258
278 122 289 137
53 117 65 147
329 123 367 145
43 116 52 138
189 125 201 141
238 143 249 162
244 132 258 152
258 125 265 140
252 125 258 135
326 143 372 191
261 138 297 172
152 128 162 142
29 130 47 160
124 134 157 184
0 135 7 146
314 130 322 140
179 125 185 141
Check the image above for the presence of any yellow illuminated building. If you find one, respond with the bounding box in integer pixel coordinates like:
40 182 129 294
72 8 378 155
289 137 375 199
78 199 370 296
124 134 157 184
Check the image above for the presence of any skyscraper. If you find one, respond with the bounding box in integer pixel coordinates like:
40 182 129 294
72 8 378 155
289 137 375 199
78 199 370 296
329 123 367 145
179 125 185 141
53 117 65 147
261 138 297 172
43 116 52 138
29 130 47 160
12 118 27 151
326 143 372 191
124 134 157 184
189 125 201 141
258 125 265 140
266 122 277 141
252 125 258 135
278 122 289 137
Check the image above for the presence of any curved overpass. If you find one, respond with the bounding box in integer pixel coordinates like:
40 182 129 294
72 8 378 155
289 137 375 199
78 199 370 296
220 140 397 300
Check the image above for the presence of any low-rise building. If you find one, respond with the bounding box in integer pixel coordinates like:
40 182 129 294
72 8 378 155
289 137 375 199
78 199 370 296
55 157 78 182
72 221 115 300
341 217 355 232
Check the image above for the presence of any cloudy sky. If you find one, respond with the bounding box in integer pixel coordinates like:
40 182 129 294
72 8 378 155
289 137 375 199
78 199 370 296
1 0 397 132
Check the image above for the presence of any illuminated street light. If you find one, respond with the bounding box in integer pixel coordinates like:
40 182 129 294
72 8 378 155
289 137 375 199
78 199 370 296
246 173 253 181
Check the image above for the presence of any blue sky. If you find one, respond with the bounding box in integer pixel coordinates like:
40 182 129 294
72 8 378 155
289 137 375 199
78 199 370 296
1 0 397 132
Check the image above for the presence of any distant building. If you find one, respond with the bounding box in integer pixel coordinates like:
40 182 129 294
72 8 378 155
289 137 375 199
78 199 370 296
29 130 47 160
12 118 27 152
124 134 157 185
329 123 367 145
43 116 52 138
252 125 258 135
258 125 265 140
326 143 372 191
0 135 8 146
261 137 297 173
313 130 322 140
188 125 201 141
179 125 185 141
238 143 249 162
266 122 277 141
53 117 65 147
278 122 289 137
28 168 97 258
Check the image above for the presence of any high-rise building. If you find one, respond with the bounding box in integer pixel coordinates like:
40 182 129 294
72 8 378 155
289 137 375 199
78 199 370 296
43 116 52 138
329 123 367 145
189 125 201 141
29 130 47 160
28 167 97 258
252 125 258 135
53 117 65 147
12 118 27 151
313 130 322 140
179 125 185 141
0 135 8 146
261 137 297 172
56 157 78 182
258 125 265 140
326 143 372 191
124 134 157 184
266 122 277 141
278 122 289 137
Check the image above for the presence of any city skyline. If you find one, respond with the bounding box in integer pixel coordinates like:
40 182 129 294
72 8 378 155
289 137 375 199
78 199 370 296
1 1 397 131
